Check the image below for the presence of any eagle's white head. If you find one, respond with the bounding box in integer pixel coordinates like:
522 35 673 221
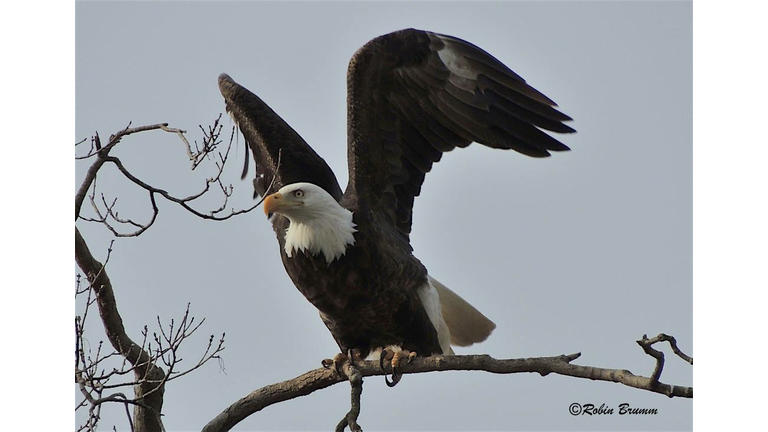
263 182 356 264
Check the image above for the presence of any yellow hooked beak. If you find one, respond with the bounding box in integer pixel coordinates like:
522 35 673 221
263 192 284 217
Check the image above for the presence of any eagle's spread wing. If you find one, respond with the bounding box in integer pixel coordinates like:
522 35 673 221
343 29 574 241
218 74 343 201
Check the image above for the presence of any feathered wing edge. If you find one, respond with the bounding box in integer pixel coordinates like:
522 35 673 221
344 29 575 240
218 73 343 201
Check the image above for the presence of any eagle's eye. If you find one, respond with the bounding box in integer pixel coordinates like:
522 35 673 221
293 190 305 198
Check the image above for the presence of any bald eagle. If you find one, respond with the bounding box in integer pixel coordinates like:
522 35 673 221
219 28 573 382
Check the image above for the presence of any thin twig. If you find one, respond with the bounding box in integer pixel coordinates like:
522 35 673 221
637 333 693 386
639 333 693 364
76 123 175 220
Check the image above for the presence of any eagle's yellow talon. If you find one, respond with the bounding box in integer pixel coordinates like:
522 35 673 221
384 349 417 387
391 351 402 367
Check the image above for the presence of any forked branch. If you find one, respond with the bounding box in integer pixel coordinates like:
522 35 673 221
76 119 267 237
637 333 693 385
75 121 234 431
75 228 226 432
75 227 166 432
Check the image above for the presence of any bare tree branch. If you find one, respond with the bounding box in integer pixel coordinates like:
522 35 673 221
75 227 166 432
75 120 239 431
75 244 226 431
75 123 173 220
76 119 271 238
202 348 692 432
103 154 264 222
637 333 693 385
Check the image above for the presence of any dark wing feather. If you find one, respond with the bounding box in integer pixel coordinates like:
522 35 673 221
343 29 574 241
218 73 343 201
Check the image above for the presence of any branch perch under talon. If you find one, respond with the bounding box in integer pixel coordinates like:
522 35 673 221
201 351 692 432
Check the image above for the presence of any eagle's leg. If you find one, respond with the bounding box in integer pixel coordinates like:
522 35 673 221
381 348 416 387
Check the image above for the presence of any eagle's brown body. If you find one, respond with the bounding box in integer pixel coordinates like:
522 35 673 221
276 214 440 358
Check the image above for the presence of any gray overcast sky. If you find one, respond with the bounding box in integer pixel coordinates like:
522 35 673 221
76 1 692 431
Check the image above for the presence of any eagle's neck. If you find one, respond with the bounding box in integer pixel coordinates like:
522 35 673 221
283 206 356 265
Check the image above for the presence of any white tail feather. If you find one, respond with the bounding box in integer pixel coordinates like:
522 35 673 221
429 276 496 347
418 280 454 354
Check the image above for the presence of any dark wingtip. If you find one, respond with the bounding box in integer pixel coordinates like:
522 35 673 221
218 73 238 97
218 73 233 84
